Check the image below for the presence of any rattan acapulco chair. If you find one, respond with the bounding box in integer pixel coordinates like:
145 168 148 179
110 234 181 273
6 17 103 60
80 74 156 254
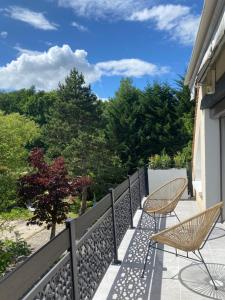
140 177 188 231
142 202 223 290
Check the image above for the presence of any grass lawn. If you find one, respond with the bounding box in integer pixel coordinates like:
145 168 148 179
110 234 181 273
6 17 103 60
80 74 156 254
0 208 33 221
0 207 79 222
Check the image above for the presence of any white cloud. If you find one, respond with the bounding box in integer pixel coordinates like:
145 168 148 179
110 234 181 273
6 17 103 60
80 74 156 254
45 41 54 46
57 1 199 46
58 0 148 19
71 21 88 32
0 31 8 38
14 46 42 56
3 6 58 30
129 5 189 25
95 94 109 101
0 44 169 91
0 45 99 90
129 5 200 45
96 59 169 77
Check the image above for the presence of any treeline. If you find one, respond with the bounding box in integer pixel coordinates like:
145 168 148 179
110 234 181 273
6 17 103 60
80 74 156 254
0 69 194 211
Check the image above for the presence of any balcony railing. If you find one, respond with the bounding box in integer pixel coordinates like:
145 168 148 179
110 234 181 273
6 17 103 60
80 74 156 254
0 167 148 300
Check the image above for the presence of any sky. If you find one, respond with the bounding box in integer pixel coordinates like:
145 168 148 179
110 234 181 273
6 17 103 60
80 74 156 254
0 0 204 99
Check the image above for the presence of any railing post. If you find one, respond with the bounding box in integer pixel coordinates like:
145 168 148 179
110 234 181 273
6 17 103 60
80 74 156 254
138 168 142 209
145 165 149 196
128 175 134 229
66 219 79 300
109 188 121 265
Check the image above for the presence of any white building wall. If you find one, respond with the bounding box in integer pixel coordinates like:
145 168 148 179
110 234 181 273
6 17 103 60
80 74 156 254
201 109 221 208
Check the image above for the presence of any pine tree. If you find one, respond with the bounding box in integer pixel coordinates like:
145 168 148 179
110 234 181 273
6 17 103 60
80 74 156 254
44 69 102 157
105 78 141 172
138 82 179 158
175 76 195 148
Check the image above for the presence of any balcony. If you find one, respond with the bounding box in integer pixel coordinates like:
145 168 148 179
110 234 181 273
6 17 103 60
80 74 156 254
94 200 225 300
0 168 225 300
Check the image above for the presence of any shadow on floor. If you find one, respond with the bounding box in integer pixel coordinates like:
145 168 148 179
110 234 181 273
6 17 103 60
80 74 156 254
179 263 225 300
107 211 169 300
207 226 225 241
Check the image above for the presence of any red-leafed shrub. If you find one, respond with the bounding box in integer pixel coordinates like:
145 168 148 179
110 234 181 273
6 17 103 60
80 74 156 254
18 148 91 239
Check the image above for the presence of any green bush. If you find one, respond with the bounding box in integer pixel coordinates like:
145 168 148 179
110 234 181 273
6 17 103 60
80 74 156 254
174 142 192 168
149 150 172 169
0 238 31 276
69 198 93 215
149 144 193 170
0 208 32 221
173 151 186 168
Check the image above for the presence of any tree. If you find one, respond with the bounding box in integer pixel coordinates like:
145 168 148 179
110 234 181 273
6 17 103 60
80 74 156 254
0 88 36 115
104 78 141 172
175 76 195 152
18 148 91 239
138 83 179 158
21 90 58 126
105 79 181 171
0 111 40 209
63 131 124 213
44 69 102 157
0 88 57 127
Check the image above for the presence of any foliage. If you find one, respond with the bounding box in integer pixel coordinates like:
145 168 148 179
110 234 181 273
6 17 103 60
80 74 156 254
0 87 57 127
104 79 141 172
174 76 195 148
43 69 102 157
173 152 186 168
42 69 123 208
149 142 193 169
0 111 40 209
0 70 194 215
149 150 172 169
17 148 91 239
0 208 32 221
174 141 192 168
0 238 31 276
69 198 93 217
63 130 125 199
105 79 184 172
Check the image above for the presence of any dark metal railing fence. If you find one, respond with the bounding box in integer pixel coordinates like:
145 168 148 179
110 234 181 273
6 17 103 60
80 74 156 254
0 167 148 300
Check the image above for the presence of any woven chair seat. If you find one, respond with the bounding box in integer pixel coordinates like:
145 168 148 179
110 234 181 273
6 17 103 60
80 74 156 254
144 199 172 214
143 178 188 215
142 202 223 290
151 202 223 252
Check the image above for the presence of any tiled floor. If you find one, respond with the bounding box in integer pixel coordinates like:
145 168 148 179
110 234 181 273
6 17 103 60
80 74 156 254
94 200 225 300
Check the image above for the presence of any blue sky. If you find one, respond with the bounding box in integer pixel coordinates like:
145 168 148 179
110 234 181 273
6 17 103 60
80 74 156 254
0 0 203 98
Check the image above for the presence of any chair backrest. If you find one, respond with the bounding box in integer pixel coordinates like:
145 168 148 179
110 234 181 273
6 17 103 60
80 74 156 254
152 202 223 251
148 177 187 201
188 202 223 250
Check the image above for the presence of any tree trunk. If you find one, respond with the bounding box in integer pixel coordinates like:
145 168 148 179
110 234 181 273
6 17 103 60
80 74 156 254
79 186 88 215
50 223 56 240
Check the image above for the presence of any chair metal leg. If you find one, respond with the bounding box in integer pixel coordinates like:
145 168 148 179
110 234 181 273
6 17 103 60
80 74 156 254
198 250 218 290
174 210 181 222
153 212 157 232
141 240 152 278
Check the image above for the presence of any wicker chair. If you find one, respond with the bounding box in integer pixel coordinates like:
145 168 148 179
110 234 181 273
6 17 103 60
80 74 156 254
140 177 188 231
142 202 223 290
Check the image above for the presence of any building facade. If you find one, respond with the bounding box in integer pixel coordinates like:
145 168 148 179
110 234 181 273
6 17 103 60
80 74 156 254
185 0 225 218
